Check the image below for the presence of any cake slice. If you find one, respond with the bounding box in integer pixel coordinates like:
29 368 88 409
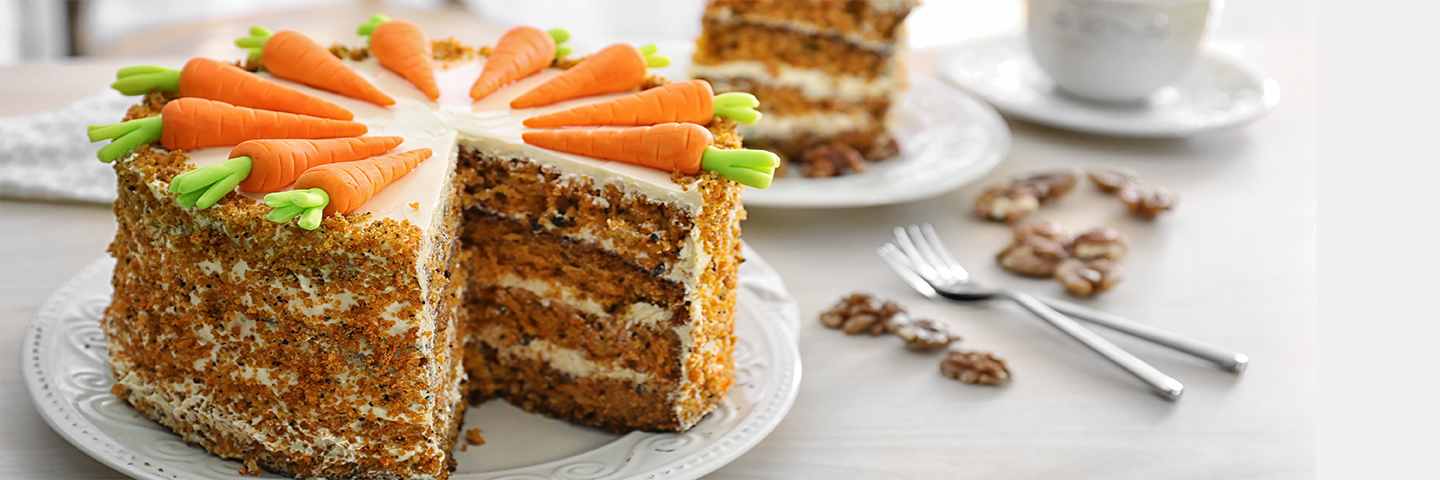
453 68 744 430
105 63 469 478
691 0 918 175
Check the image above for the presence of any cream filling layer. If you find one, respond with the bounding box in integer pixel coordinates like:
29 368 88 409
691 60 903 103
490 273 674 328
473 324 651 384
469 204 708 289
737 111 876 139
866 0 920 13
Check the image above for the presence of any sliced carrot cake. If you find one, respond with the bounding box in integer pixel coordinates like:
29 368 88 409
690 0 918 176
97 20 774 480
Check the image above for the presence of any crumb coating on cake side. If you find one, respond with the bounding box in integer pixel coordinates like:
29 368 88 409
104 122 468 479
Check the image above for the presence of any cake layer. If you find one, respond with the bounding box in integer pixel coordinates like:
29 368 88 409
693 61 903 108
703 76 895 119
456 149 695 277
461 211 686 312
694 19 898 79
464 286 684 382
460 270 685 380
105 147 468 479
464 342 682 432
703 0 917 52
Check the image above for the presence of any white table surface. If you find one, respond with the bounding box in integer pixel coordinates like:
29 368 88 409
0 2 1316 479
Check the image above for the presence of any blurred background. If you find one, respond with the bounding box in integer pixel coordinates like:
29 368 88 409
0 0 1314 65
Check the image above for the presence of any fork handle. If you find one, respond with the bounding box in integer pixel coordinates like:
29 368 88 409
995 288 1184 401
1035 295 1249 373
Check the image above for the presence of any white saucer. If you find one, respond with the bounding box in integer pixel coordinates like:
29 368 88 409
939 36 1281 138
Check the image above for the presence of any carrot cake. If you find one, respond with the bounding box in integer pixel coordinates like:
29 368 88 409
98 23 773 480
690 0 918 175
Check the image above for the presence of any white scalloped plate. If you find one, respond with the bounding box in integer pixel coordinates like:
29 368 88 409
22 256 802 480
738 75 1011 208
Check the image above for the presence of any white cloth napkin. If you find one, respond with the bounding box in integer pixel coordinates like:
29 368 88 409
0 90 132 203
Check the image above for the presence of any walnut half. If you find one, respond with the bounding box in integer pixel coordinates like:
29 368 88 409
997 221 1071 277
887 312 963 351
973 170 1079 223
1071 227 1128 261
819 293 961 350
1088 169 1178 219
974 184 1040 223
940 350 1012 385
818 292 892 335
1054 258 1125 297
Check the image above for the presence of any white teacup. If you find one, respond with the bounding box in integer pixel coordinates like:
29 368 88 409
1026 0 1214 103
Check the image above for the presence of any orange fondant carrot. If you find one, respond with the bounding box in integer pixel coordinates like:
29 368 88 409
359 15 439 100
236 26 395 107
522 79 762 128
168 137 405 209
524 123 709 173
470 26 569 101
296 147 431 215
161 98 367 151
87 98 367 162
234 137 404 192
509 43 669 109
111 58 354 120
521 123 779 188
264 148 433 230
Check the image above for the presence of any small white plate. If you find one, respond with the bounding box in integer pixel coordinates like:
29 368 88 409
939 36 1281 138
23 256 802 480
740 75 1011 208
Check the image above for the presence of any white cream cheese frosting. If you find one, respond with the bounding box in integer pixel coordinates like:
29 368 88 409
180 54 706 232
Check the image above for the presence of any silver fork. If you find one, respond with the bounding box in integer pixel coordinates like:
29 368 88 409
879 243 1184 400
888 224 1248 373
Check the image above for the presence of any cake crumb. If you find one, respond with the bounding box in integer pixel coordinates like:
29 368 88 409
431 38 477 61
240 458 262 476
328 43 369 61
409 202 420 209
464 428 485 446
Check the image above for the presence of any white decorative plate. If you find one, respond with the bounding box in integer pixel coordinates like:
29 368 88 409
23 256 802 480
940 36 1281 138
739 75 1011 208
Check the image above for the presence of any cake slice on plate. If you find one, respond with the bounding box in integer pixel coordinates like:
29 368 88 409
690 0 918 175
